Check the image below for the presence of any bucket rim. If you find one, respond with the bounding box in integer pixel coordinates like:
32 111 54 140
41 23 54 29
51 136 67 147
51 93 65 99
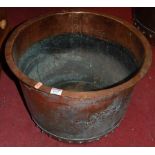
5 11 152 99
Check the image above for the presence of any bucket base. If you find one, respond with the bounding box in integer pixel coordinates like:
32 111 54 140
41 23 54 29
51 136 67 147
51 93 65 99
32 116 123 143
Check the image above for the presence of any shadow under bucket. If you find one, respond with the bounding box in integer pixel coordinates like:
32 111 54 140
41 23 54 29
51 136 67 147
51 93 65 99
5 12 152 143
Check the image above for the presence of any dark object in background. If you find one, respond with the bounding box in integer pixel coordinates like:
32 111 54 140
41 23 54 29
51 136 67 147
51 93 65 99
5 12 152 143
0 8 9 76
133 8 155 45
0 9 7 46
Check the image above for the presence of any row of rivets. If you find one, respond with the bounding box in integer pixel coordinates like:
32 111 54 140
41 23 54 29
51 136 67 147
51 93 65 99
134 21 154 39
33 120 121 144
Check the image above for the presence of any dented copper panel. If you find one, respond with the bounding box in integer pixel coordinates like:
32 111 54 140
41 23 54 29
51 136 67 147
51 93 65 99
5 12 152 143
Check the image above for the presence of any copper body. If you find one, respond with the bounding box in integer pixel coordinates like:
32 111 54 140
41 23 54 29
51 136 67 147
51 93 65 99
5 12 152 143
133 8 155 45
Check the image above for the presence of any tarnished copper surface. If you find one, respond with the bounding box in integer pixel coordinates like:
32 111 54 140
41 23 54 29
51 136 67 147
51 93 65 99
133 8 155 45
5 12 152 143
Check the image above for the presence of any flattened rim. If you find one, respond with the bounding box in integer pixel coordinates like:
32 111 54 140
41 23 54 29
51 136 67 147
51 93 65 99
5 12 152 99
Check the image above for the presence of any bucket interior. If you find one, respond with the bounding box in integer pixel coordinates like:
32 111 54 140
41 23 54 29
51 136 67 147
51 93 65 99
18 33 139 91
12 13 145 91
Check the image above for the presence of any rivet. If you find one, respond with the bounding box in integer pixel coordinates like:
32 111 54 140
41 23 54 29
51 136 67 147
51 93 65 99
41 130 44 133
149 34 152 38
116 123 119 128
96 138 100 141
68 141 72 143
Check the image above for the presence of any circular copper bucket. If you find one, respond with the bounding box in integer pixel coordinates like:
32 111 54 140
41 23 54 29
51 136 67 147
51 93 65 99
133 8 155 45
5 12 152 143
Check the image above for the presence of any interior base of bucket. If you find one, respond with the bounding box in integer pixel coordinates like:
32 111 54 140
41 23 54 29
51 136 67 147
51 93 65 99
18 33 139 91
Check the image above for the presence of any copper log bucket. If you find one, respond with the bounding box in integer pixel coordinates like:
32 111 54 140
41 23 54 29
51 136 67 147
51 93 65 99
5 12 152 143
133 8 155 45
